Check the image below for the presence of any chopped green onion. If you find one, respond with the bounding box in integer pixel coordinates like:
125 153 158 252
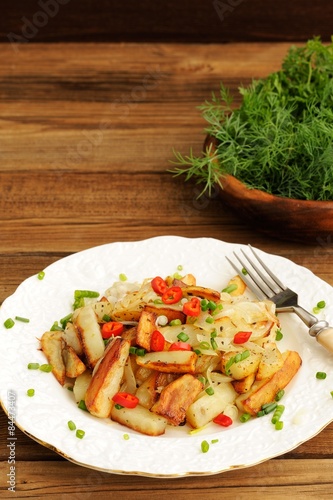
78 400 88 411
316 371 327 379
194 349 202 355
68 420 76 431
67 386 73 392
205 316 214 324
74 290 100 299
210 337 218 350
211 439 219 444
330 391 333 398
37 271 45 280
4 318 15 329
317 300 326 309
271 405 285 424
313 307 320 314
205 386 215 396
27 362 40 370
15 316 30 323
119 273 127 282
199 341 211 350
211 304 223 316
275 389 285 401
173 272 183 279
153 299 163 305
201 299 209 311
76 429 85 439
102 314 111 322
207 300 217 311
225 350 250 375
177 332 189 342
169 319 182 326
60 314 72 328
115 404 124 410
129 346 138 354
261 402 277 415
27 388 35 397
198 375 206 385
240 413 251 423
275 329 283 341
50 321 63 331
123 433 130 440
201 440 210 453
241 268 248 275
135 348 146 356
39 363 53 372
222 284 238 294
275 421 284 430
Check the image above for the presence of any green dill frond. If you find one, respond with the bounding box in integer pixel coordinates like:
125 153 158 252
171 37 333 201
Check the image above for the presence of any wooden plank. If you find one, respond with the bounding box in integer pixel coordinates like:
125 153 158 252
1 459 333 498
1 0 333 43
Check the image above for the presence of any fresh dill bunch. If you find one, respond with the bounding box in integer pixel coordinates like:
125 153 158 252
171 37 333 201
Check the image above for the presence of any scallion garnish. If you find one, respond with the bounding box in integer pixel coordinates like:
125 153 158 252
4 318 15 329
37 271 45 280
240 413 251 423
68 420 76 431
76 429 85 439
205 386 214 396
316 371 327 379
201 440 210 453
78 400 88 411
275 329 283 341
177 332 189 342
27 363 40 370
27 389 35 397
222 284 238 294
271 405 285 424
39 363 53 372
119 273 127 282
15 316 30 323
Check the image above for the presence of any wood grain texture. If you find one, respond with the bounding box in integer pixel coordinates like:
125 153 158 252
1 0 333 43
1 41 333 498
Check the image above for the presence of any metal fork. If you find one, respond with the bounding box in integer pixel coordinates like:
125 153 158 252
226 245 333 354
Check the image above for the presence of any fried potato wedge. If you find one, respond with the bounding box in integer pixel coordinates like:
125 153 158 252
40 331 66 385
73 369 92 403
136 309 158 350
63 322 83 357
135 350 198 374
181 285 221 302
151 374 203 425
186 382 237 429
85 337 130 418
62 344 86 379
256 342 284 381
75 305 105 369
110 404 168 436
144 304 186 324
226 275 246 296
221 350 262 380
236 350 302 415
232 372 256 394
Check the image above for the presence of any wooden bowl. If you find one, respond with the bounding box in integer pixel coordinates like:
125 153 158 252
205 136 333 244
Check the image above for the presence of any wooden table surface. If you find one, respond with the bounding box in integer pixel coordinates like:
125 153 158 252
1 41 333 499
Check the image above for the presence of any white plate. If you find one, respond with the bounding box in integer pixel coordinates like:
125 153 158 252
1 236 333 477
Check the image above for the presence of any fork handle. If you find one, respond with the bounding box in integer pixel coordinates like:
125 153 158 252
314 327 333 355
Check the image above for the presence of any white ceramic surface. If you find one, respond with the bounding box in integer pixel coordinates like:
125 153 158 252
1 236 333 477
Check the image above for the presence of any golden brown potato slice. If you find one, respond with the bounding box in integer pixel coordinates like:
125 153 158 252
73 369 92 403
62 344 86 379
225 275 246 296
110 403 168 436
144 304 186 324
135 350 198 374
151 374 203 425
256 342 284 381
63 322 83 357
221 350 262 380
181 285 220 302
75 305 105 369
136 309 158 350
85 337 130 418
40 331 66 385
236 350 302 415
186 382 237 428
232 372 256 394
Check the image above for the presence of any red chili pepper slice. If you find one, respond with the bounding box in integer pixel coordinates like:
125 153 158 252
183 297 201 317
233 331 252 344
101 321 124 339
162 286 183 305
151 276 168 295
213 413 233 427
112 392 139 409
150 330 165 352
169 341 192 351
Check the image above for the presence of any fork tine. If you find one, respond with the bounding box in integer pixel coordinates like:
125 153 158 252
248 245 287 291
225 255 267 300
